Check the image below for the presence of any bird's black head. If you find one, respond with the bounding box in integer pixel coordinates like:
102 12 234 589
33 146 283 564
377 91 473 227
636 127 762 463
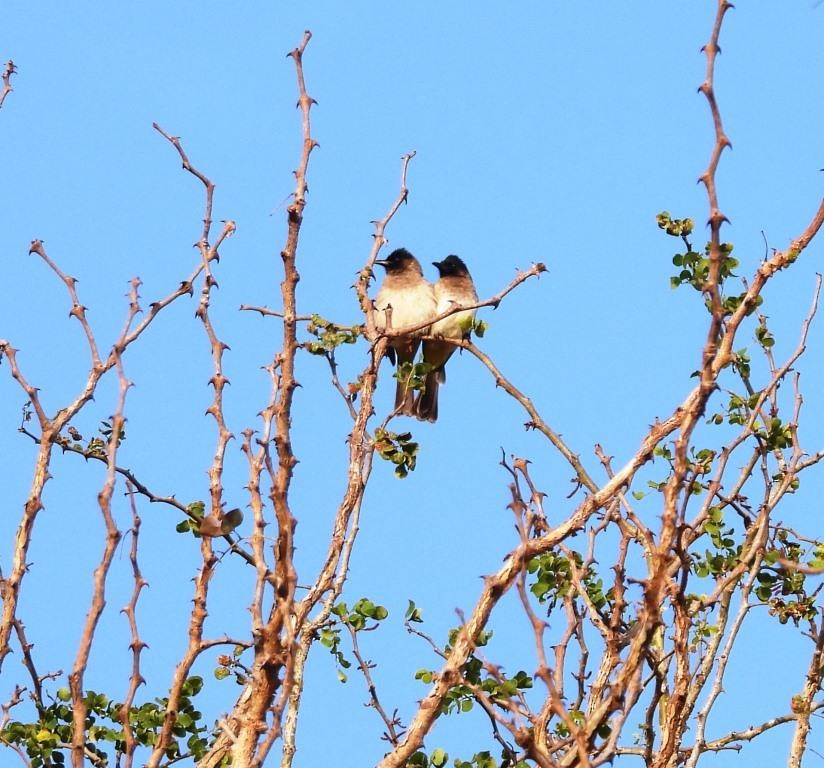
375 248 418 274
433 254 469 277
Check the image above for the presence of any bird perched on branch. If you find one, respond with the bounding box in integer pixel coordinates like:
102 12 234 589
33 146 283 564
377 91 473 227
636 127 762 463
373 248 436 416
416 255 478 423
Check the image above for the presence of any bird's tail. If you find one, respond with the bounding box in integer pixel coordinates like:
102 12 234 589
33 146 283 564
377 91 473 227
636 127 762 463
415 371 440 422
395 379 417 417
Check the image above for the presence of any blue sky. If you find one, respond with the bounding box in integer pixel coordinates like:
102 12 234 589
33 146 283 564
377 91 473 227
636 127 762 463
1 3 823 766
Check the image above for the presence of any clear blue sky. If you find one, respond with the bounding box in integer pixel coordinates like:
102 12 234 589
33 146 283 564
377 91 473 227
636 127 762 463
1 3 823 766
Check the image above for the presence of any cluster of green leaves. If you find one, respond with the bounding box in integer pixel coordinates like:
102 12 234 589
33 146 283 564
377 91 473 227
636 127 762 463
730 347 752 379
689 446 716 476
318 621 349 683
454 751 527 768
213 645 249 684
408 747 450 768
58 419 127 457
395 360 431 396
688 611 720 652
527 551 572 607
756 533 822 625
710 391 758 428
304 314 361 355
755 318 775 351
658 211 761 319
656 211 694 239
374 427 419 478
759 417 794 451
444 627 493 656
318 598 390 683
693 506 741 578
644 444 717 497
709 392 794 451
424 664 533 718
176 501 206 535
527 551 611 618
645 445 674 492
658 211 738 293
553 709 612 741
1 677 211 767
325 598 532 755
98 418 125 447
405 599 424 624
723 289 764 318
415 628 532 717
334 597 389 628
408 748 527 768
458 316 488 339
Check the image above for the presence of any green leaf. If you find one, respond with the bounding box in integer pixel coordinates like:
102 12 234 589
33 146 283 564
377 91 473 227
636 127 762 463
187 501 205 519
355 598 376 617
406 599 424 623
431 748 448 767
415 669 433 684
182 676 203 696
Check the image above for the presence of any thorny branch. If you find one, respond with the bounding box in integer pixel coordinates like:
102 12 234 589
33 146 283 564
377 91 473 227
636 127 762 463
280 131 417 768
68 349 129 768
0 238 211 674
120 485 147 768
17 424 258 566
3 6 824 768
0 60 15 110
343 619 404 745
146 121 236 768
375 4 824 767
196 30 321 768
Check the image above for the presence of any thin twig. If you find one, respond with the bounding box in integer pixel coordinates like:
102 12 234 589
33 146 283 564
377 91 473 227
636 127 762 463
146 126 228 768
68 348 128 768
343 619 403 745
0 60 16 110
120 483 148 768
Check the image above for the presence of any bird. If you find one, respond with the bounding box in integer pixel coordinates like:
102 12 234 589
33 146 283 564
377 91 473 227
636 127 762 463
373 248 437 416
415 255 478 422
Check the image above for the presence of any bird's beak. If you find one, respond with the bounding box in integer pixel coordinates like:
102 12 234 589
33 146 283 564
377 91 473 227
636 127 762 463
431 261 441 268
374 259 389 268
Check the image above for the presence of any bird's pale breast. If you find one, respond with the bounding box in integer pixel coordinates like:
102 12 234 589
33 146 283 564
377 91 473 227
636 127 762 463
374 281 436 335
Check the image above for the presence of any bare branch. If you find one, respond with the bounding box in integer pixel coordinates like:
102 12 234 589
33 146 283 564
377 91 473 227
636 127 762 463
119 484 148 768
29 239 101 368
0 59 16 110
788 613 824 768
68 350 128 768
343 619 404 745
